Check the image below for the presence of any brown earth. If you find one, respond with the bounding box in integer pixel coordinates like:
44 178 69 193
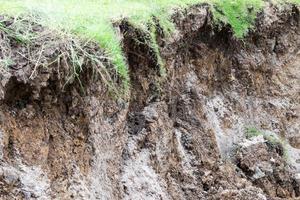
0 3 299 200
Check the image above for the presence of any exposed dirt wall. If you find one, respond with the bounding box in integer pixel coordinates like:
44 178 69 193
0 3 299 200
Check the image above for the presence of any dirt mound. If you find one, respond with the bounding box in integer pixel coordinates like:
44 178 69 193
0 3 299 200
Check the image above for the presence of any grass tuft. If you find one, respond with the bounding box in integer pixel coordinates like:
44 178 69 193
213 0 264 38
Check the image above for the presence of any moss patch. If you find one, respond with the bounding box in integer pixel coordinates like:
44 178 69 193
245 127 289 160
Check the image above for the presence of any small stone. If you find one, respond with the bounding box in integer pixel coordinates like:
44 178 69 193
4 173 19 185
253 167 265 180
276 186 288 198
270 157 276 163
23 191 32 200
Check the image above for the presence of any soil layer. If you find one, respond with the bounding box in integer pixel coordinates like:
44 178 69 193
0 3 299 200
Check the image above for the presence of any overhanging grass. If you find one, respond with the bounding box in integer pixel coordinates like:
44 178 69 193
213 0 264 38
0 0 298 88
0 0 205 87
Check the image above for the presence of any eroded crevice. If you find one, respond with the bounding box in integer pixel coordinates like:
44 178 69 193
3 77 33 109
120 20 164 113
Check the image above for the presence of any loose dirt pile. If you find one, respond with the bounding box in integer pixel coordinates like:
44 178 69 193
0 3 299 200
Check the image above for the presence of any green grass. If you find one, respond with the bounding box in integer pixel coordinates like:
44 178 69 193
213 0 264 38
245 127 264 138
0 0 298 88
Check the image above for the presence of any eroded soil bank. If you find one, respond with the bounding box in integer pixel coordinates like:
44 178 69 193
0 3 299 200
